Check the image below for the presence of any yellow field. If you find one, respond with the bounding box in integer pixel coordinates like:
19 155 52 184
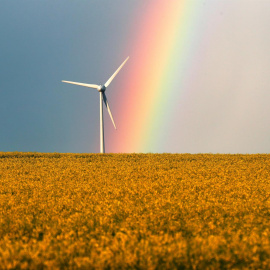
0 152 270 269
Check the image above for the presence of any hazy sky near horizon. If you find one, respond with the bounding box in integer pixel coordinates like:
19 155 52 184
1 0 270 154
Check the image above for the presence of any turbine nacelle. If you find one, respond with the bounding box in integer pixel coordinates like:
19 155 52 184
98 85 106 92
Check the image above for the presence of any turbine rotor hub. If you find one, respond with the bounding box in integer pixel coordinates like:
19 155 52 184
98 85 106 92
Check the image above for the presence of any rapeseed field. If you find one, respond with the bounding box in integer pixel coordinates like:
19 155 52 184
0 152 270 269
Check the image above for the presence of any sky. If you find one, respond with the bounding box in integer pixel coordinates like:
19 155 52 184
0 0 270 154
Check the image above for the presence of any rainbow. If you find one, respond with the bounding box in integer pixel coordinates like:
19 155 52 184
107 0 223 153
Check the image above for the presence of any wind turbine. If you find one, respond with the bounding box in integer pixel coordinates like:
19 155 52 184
62 57 129 153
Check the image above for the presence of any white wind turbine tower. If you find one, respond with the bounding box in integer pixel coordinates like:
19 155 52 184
62 57 129 153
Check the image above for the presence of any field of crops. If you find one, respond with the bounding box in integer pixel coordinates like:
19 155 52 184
0 152 270 269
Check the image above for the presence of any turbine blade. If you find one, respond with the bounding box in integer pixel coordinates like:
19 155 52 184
102 93 116 129
62 80 99 89
104 56 129 88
